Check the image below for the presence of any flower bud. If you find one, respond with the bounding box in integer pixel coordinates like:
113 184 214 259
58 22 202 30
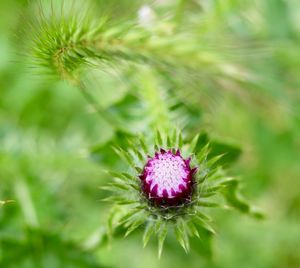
139 149 197 206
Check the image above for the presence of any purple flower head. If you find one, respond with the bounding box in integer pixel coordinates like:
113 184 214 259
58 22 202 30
139 148 197 206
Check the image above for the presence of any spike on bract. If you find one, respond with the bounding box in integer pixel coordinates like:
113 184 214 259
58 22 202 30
139 149 197 206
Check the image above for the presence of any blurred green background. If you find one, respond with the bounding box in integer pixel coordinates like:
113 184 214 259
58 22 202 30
0 0 300 267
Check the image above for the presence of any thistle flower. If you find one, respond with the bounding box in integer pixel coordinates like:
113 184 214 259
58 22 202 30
140 149 196 206
103 130 261 257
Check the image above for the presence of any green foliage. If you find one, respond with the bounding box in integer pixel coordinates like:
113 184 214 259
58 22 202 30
31 9 108 81
31 8 225 82
1 0 300 267
0 228 106 268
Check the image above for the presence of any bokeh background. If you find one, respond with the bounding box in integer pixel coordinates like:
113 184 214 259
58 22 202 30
1 0 300 267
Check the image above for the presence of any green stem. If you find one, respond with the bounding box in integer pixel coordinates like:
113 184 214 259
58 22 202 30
78 81 131 134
